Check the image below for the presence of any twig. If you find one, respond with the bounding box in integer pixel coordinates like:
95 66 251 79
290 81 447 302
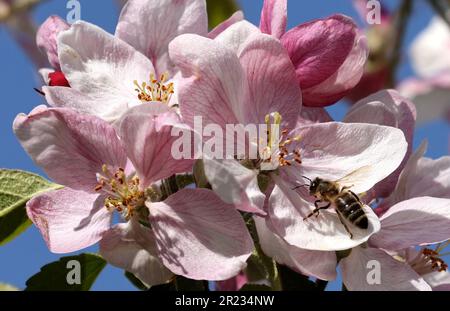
4 12 48 68
386 0 413 88
428 0 450 28
0 0 46 23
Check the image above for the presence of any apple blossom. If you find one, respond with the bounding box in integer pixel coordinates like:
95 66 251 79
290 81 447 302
344 90 416 199
339 142 450 291
35 0 245 122
259 0 369 107
169 22 408 251
377 141 450 215
13 105 253 285
399 16 450 124
341 197 450 291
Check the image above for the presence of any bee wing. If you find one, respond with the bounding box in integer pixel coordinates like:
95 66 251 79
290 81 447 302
335 166 374 192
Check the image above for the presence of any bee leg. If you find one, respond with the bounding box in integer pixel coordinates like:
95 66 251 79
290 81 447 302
303 201 331 221
336 212 354 239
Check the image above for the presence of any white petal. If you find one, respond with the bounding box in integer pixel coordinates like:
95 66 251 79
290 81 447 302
268 175 380 251
254 216 337 280
341 247 432 291
57 21 153 120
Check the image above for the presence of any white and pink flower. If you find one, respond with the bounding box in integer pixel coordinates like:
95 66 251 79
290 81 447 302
259 0 369 107
169 22 408 253
14 105 254 286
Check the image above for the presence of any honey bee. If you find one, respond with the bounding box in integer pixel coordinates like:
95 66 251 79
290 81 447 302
296 167 371 239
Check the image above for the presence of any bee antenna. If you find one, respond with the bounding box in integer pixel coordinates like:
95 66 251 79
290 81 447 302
292 184 309 190
302 175 312 182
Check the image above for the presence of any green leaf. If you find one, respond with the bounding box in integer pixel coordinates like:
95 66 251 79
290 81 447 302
245 217 281 290
124 271 149 291
0 283 19 291
206 0 239 29
0 169 62 245
25 253 107 291
0 205 32 246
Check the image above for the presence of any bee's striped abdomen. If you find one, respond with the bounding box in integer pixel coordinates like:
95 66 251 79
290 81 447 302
336 192 368 229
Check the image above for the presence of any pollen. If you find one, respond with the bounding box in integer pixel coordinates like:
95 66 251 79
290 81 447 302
262 112 302 168
134 72 174 104
422 248 448 272
94 165 145 220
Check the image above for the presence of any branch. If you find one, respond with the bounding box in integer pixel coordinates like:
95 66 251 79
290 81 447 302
428 0 450 28
386 0 413 88
0 0 47 23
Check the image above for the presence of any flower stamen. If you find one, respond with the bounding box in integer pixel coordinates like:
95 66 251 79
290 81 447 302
422 248 448 272
261 112 302 168
134 72 174 104
94 165 145 220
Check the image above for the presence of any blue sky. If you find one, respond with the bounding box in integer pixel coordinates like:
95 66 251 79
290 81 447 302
0 0 448 291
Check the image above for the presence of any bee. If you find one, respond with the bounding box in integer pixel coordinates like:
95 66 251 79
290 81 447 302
295 167 371 239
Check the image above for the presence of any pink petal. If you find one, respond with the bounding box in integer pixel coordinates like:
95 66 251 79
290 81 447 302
297 107 333 126
344 90 416 198
36 15 70 70
254 216 337 280
370 197 450 251
13 107 127 192
26 188 112 253
203 159 267 215
398 72 450 124
268 175 380 251
214 20 260 55
386 141 450 206
301 32 368 107
148 189 254 280
405 157 450 199
116 0 207 75
169 34 243 128
341 247 431 291
216 272 247 291
383 141 428 209
57 21 154 121
43 86 132 122
281 15 365 107
100 222 173 287
423 272 450 291
410 17 450 79
209 11 244 39
240 32 302 130
259 0 287 39
286 122 408 195
118 104 194 188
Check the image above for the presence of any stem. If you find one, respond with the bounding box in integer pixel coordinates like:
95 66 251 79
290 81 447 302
4 12 48 68
386 0 413 88
246 216 282 291
428 0 450 28
0 0 46 22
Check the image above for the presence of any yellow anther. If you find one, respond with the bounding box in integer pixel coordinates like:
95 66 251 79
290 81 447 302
262 112 303 169
134 72 174 104
94 166 145 221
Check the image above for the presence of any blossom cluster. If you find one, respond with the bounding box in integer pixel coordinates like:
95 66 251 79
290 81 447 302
12 0 450 290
